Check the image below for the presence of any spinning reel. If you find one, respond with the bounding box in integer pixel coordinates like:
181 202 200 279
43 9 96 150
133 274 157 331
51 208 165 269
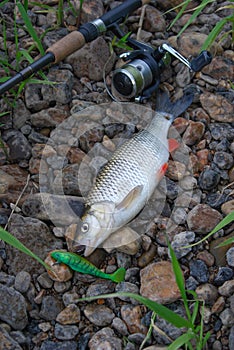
111 35 212 103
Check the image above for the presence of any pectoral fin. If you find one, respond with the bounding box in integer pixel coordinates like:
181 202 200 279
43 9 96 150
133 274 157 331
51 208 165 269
116 185 143 211
168 138 180 153
158 162 168 180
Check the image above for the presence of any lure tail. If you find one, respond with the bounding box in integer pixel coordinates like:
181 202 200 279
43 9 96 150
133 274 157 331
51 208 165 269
155 89 194 120
110 267 126 283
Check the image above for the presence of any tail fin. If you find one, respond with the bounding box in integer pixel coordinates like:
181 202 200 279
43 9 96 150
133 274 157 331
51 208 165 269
155 89 194 120
110 267 126 283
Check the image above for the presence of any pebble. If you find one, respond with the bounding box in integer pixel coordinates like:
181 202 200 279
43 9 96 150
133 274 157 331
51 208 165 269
88 327 122 350
171 231 195 259
86 280 115 297
182 120 205 146
0 325 23 350
195 283 218 306
213 151 233 170
112 317 128 336
39 295 63 321
6 214 63 275
62 291 80 306
115 282 139 304
140 261 181 304
40 340 77 350
166 160 187 181
221 200 234 215
209 122 234 141
14 271 31 293
185 276 199 290
218 280 234 297
37 272 54 289
186 204 223 234
2 129 32 161
198 168 220 191
46 253 73 283
0 284 28 330
211 296 225 314
189 259 209 283
54 323 79 340
197 250 215 267
219 308 234 326
137 243 157 268
213 267 233 286
84 304 115 326
144 5 166 32
121 305 147 334
226 247 234 267
200 92 234 123
56 304 80 325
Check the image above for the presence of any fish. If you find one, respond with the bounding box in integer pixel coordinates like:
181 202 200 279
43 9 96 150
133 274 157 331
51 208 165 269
51 250 126 283
75 91 194 256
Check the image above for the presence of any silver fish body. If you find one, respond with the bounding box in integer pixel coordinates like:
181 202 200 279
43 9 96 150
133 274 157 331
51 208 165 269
76 111 172 256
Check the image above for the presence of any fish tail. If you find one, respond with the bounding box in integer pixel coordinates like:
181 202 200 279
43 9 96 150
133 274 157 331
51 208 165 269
110 267 126 283
155 89 194 120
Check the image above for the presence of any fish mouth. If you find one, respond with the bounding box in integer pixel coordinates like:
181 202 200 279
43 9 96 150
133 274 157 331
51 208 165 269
84 245 96 257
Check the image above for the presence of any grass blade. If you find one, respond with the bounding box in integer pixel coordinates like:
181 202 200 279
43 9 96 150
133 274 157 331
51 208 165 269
167 0 191 31
201 16 231 50
0 226 51 270
182 211 234 249
16 1 45 55
0 0 8 8
216 236 234 248
167 332 194 350
78 292 191 328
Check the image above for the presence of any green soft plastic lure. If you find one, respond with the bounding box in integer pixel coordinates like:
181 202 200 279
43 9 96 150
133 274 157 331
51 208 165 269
51 250 126 283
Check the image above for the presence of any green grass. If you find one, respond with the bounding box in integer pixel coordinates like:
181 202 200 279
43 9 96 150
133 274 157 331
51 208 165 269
166 0 234 51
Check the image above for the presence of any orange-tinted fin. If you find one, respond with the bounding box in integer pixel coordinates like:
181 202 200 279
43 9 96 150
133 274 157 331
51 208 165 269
168 139 180 153
158 163 168 179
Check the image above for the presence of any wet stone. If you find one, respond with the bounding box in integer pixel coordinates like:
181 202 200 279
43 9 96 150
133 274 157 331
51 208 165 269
54 323 79 340
84 304 115 326
88 327 122 350
189 259 209 283
226 247 234 267
0 284 28 330
186 204 223 234
213 267 233 286
198 168 220 191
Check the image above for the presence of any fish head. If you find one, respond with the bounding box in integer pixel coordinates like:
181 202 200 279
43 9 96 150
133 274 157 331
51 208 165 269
76 201 116 256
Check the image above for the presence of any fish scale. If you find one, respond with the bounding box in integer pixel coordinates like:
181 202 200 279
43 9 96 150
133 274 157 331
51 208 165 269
87 114 170 206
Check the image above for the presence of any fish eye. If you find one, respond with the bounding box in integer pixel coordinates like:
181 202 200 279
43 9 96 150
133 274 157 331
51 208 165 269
81 222 89 233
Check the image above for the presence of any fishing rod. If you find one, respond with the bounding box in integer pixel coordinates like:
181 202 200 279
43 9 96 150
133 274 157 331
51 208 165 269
0 0 150 95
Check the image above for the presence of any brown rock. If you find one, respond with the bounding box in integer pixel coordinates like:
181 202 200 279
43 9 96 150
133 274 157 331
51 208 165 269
200 92 234 123
195 283 218 306
196 149 210 171
212 296 225 314
66 37 113 81
187 204 223 234
221 200 234 215
140 261 181 304
56 304 80 324
229 166 234 182
121 305 147 334
192 108 210 124
144 5 166 32
31 107 69 128
203 56 234 81
172 117 189 134
137 244 157 268
182 121 205 146
167 160 187 181
197 250 215 267
46 252 73 282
